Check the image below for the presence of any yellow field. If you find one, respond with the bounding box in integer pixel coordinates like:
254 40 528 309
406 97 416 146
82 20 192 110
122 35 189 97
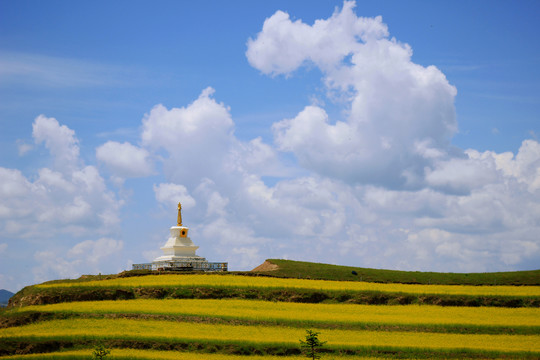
6 272 540 358
36 274 540 297
16 299 540 328
1 318 539 353
0 349 379 360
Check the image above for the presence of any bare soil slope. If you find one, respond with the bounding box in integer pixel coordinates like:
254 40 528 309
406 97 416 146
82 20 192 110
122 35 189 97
250 260 279 272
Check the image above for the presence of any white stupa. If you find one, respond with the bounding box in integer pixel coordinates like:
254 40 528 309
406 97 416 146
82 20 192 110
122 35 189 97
152 202 208 269
132 202 227 271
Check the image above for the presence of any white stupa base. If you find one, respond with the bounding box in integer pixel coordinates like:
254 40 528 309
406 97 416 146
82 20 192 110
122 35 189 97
152 226 208 265
153 255 207 262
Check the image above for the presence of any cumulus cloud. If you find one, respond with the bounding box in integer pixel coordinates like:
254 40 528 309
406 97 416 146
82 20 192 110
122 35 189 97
96 141 153 178
425 151 500 195
141 87 235 186
250 1 457 189
199 217 270 270
241 1 540 272
0 116 121 240
33 237 123 282
154 183 196 210
32 115 80 172
33 250 76 282
246 1 388 76
127 82 538 274
140 87 283 189
229 137 288 177
67 237 124 263
492 139 540 192
405 227 540 272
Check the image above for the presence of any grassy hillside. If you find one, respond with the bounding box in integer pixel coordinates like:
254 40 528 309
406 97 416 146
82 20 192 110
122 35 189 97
7 273 540 309
252 259 540 285
1 261 539 359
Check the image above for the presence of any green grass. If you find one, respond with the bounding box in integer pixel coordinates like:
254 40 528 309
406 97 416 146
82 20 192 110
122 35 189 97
1 337 539 360
256 259 540 285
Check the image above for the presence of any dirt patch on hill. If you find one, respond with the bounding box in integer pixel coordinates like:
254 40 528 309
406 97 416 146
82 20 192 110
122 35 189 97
251 260 279 272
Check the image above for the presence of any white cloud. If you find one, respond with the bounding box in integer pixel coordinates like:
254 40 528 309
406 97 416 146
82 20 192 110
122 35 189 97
0 243 7 254
33 237 123 282
141 87 233 152
199 217 270 270
67 237 124 263
492 139 540 192
131 83 539 273
0 116 121 240
405 227 540 272
229 137 289 177
246 1 388 76
231 246 262 270
244 0 540 270
96 141 153 178
193 179 230 218
251 1 457 189
141 87 236 187
140 86 283 197
425 151 500 195
33 250 78 282
16 140 33 156
32 115 81 172
154 183 196 210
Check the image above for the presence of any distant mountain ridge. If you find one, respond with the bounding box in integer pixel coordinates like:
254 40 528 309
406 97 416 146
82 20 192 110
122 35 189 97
0 289 14 305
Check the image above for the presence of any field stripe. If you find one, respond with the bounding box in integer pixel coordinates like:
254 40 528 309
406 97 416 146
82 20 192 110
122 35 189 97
0 348 379 360
15 299 540 329
1 318 539 353
36 274 540 297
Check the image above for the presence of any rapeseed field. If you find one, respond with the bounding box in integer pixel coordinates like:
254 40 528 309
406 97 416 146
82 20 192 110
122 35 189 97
0 349 380 360
36 274 540 297
2 318 539 353
16 299 540 328
2 272 539 359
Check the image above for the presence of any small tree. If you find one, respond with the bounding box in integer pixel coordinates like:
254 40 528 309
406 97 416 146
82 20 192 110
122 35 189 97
92 343 110 360
300 329 326 360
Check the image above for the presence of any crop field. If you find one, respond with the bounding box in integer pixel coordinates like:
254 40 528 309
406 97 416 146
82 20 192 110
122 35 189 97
0 349 378 360
2 318 540 352
35 274 540 297
2 268 540 359
14 299 540 330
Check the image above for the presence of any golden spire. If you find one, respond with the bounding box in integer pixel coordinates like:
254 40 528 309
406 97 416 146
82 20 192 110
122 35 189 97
177 202 182 226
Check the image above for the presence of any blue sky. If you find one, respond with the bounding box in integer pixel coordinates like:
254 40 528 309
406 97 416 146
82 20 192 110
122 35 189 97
0 0 539 292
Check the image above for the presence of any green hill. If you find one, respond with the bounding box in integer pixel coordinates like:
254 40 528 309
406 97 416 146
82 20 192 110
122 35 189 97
251 259 540 285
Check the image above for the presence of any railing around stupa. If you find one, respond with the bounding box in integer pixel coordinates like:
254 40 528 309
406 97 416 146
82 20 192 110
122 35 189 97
132 261 227 272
